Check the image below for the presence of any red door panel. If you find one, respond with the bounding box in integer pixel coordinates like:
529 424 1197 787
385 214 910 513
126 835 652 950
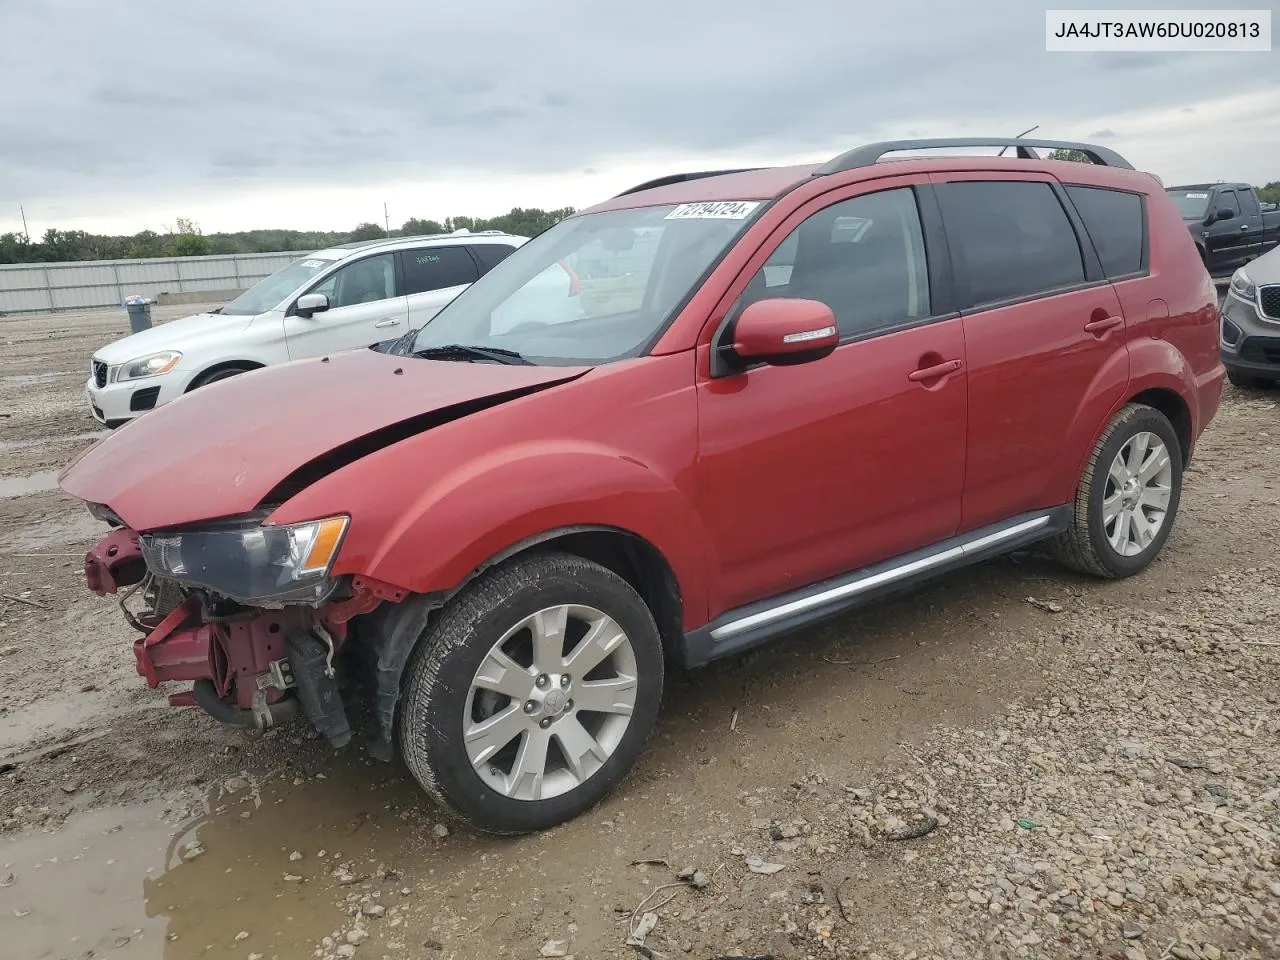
695 318 967 613
958 284 1129 530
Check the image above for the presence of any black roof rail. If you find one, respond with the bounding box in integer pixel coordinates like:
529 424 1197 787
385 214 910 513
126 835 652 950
613 168 763 198
814 138 1134 176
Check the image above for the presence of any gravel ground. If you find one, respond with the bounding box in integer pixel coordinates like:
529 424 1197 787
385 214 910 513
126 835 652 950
0 303 1277 960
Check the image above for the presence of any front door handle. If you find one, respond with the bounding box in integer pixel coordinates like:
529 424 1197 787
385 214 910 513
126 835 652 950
1241 224 1251 231
1083 315 1123 335
907 359 962 382
374 318 402 328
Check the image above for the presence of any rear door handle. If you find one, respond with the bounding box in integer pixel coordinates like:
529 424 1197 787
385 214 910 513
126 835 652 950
374 318 401 328
907 359 962 382
1083 315 1123 334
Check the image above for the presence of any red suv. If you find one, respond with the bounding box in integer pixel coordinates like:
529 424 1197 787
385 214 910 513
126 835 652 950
60 138 1223 834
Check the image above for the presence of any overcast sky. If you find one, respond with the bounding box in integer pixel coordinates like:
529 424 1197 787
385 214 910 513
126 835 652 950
1 0 1276 237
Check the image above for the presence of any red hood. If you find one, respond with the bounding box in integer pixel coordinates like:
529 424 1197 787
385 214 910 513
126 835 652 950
59 349 588 530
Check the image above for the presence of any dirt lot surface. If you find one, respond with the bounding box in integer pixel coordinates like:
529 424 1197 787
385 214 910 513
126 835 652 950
1 303 1277 960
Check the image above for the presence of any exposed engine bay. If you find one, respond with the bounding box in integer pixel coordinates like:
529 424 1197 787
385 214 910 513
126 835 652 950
84 525 418 756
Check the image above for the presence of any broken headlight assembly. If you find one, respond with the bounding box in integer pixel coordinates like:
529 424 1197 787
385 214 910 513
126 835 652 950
139 515 349 605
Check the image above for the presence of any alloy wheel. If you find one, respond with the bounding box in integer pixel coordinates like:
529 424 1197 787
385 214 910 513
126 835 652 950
463 604 638 801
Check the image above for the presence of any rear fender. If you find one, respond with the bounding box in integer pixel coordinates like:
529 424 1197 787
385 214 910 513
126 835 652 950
1042 344 1130 507
1056 337 1196 504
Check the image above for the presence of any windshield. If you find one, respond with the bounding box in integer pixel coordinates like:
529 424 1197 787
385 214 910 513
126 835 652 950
1167 190 1211 220
220 255 340 316
410 202 762 364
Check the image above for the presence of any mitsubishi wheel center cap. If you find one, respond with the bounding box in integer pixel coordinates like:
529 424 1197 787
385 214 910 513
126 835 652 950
543 690 567 714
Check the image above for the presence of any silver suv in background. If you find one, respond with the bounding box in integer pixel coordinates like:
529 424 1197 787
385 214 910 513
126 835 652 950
85 231 527 427
1221 244 1280 388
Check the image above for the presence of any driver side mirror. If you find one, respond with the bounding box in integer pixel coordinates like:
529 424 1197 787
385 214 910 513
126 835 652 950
295 293 330 318
732 298 839 367
1213 207 1235 223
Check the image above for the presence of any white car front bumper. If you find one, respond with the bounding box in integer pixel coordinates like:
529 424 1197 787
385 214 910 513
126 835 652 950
84 369 193 427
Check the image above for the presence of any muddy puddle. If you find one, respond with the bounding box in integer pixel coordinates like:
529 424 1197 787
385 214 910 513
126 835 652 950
0 471 62 499
0 753 548 960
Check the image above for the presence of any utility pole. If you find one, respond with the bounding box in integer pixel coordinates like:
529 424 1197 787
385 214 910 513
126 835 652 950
19 205 29 243
384 202 391 237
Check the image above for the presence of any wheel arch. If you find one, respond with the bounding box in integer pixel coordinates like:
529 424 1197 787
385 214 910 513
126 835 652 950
1126 386 1192 465
185 359 265 391
357 523 687 766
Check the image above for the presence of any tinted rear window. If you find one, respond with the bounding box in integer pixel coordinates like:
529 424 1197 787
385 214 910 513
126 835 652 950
401 246 478 295
1066 185 1146 278
472 242 519 272
938 180 1085 306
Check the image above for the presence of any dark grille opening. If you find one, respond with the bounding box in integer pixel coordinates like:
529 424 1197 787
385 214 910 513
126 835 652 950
1259 285 1280 321
1239 337 1280 365
92 360 107 388
129 386 161 412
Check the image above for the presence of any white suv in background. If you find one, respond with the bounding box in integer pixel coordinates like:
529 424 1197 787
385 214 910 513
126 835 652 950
84 231 526 427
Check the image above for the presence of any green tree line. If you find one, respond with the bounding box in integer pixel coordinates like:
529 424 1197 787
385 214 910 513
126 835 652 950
0 206 576 265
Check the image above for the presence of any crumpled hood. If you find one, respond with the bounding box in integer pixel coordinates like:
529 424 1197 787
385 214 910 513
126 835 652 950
60 349 589 530
93 312 254 364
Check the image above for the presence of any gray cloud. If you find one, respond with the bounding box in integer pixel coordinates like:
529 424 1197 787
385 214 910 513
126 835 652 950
0 0 1270 228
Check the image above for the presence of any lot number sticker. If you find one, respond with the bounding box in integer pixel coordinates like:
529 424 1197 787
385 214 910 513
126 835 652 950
665 201 761 220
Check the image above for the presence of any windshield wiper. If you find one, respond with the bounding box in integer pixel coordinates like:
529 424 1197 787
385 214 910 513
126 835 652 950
414 344 533 365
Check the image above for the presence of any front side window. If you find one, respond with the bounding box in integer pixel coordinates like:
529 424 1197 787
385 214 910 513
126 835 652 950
401 246 478 295
220 254 340 316
1066 185 1145 279
1219 190 1241 216
938 180 1085 306
309 253 397 309
410 203 760 364
733 187 931 339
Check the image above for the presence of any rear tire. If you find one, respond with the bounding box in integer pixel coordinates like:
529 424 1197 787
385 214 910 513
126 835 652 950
398 552 664 834
1050 403 1183 580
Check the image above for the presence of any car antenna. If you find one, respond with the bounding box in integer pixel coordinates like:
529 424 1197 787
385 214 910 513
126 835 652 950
998 125 1040 156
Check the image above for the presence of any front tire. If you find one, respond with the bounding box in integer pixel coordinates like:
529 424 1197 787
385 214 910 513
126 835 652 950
1050 403 1183 579
398 552 664 834
188 365 253 391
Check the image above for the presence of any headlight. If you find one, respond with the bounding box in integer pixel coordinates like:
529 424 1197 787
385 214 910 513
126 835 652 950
1229 270 1257 303
117 351 182 382
139 515 349 605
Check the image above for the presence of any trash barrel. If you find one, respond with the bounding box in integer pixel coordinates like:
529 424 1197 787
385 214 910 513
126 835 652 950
123 295 152 333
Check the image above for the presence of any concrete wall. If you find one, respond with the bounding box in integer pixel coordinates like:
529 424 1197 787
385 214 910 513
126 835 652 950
0 251 309 314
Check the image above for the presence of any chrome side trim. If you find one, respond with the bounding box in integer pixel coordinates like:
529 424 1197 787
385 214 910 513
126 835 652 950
709 514 1052 642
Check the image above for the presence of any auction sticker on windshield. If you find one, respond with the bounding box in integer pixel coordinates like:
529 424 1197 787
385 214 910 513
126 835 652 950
665 201 761 220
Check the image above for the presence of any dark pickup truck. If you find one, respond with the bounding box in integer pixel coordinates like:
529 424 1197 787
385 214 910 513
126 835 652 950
1166 183 1280 277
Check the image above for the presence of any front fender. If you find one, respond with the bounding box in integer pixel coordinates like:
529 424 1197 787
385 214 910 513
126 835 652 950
352 439 711 623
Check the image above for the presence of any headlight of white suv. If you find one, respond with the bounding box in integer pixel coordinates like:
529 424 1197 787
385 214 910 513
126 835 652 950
117 351 182 382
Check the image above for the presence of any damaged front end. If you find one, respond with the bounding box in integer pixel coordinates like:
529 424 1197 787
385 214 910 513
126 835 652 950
84 515 411 754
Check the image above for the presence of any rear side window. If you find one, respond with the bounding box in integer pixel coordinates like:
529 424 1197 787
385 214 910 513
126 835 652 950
938 181 1085 306
1066 185 1146 278
401 246 479 295
472 242 518 273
